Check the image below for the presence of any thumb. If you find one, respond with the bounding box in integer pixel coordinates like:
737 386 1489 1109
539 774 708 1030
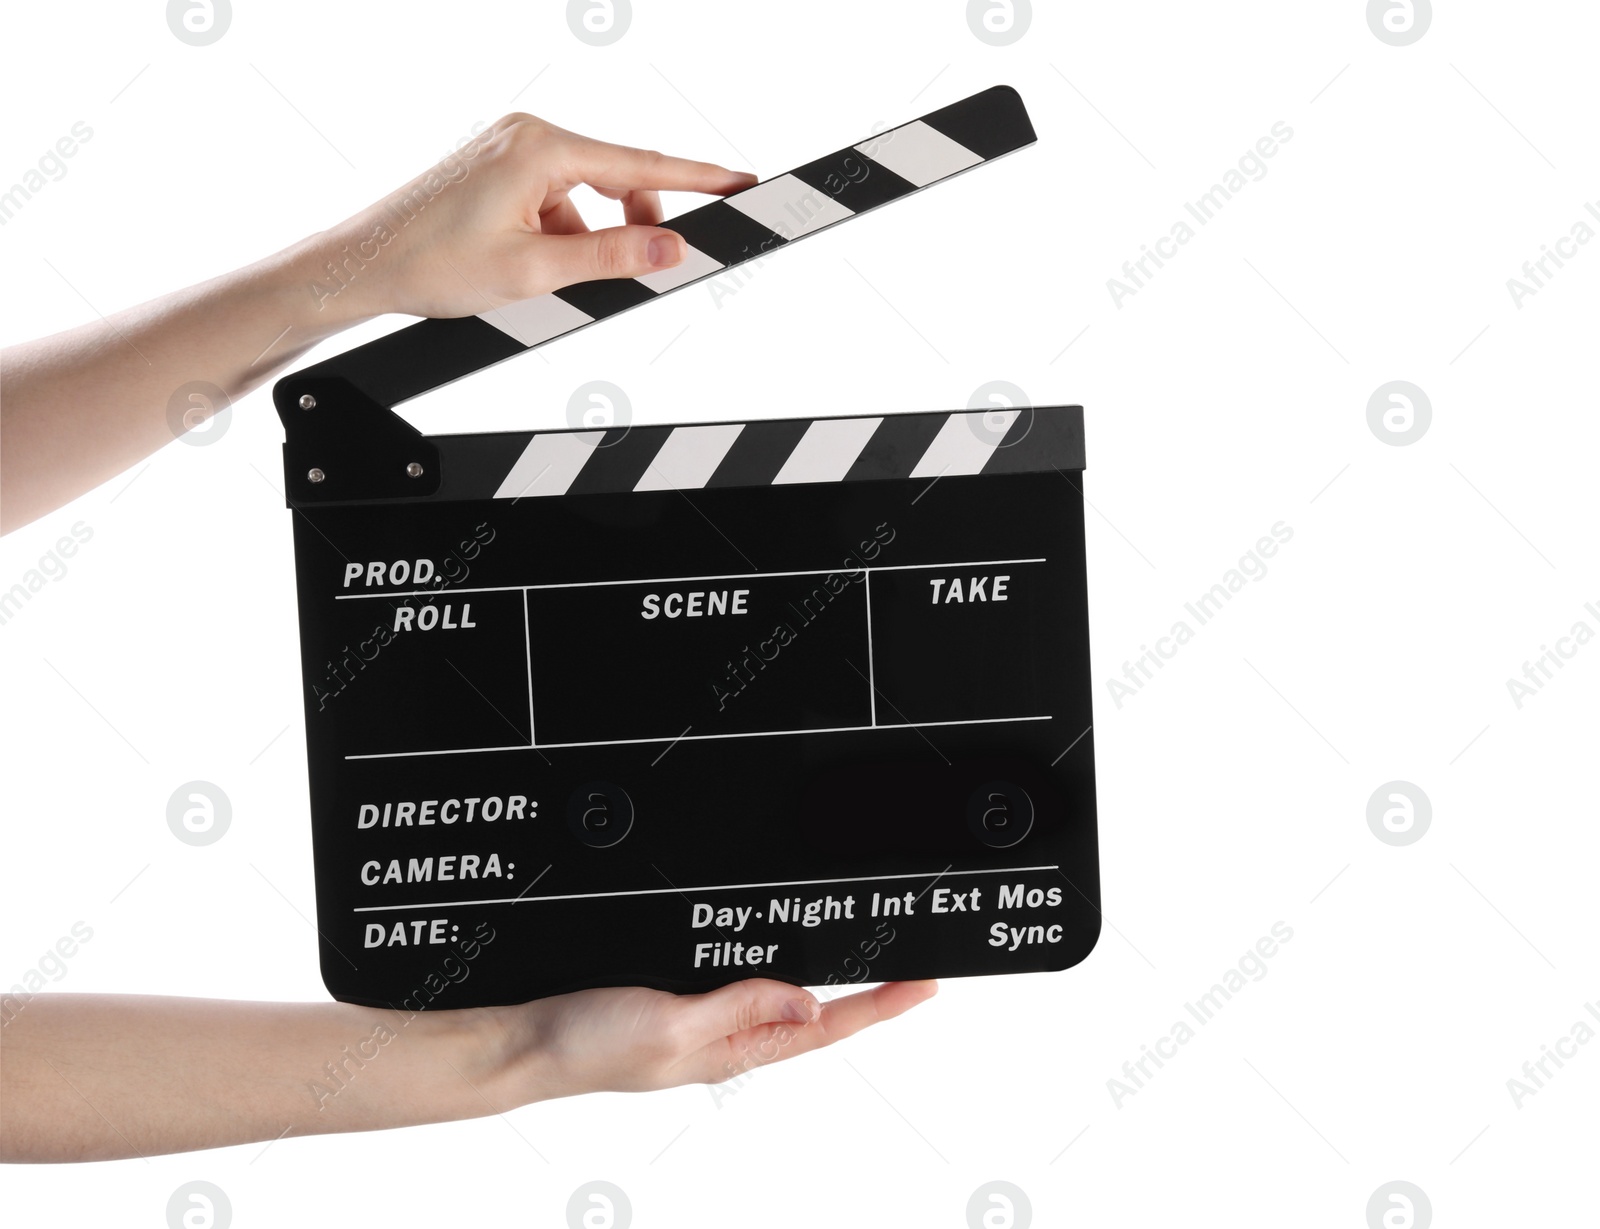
534 225 686 287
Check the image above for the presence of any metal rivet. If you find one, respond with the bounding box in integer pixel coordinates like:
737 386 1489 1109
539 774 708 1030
406 462 424 478
307 467 325 484
298 394 316 410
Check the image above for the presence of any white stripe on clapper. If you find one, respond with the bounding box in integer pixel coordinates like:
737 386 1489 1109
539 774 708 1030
909 410 1019 479
634 243 726 294
855 119 982 188
725 173 855 240
633 423 745 491
477 292 593 347
772 417 883 484
493 431 605 499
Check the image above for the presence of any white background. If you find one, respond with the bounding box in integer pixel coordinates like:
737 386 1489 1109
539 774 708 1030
2 1 1596 1225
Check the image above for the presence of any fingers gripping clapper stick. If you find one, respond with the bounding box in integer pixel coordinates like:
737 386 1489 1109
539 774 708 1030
272 86 1101 1010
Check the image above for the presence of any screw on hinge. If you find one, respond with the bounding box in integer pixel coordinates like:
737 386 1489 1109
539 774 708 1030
406 462 424 478
307 468 326 484
298 394 316 410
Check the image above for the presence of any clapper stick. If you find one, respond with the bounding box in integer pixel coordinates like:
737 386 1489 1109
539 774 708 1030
281 87 1033 415
272 86 1099 1009
274 85 1037 505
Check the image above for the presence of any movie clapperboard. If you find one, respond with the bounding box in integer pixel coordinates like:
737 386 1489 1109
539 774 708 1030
273 85 1100 1009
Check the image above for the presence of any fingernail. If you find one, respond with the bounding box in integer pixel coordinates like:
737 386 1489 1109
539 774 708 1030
648 234 683 268
782 997 819 1023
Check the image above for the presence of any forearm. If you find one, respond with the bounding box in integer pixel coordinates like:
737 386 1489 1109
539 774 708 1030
0 994 535 1162
0 221 377 535
0 114 755 537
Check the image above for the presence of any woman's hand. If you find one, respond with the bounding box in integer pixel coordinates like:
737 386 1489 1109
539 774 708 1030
328 113 755 321
481 978 939 1101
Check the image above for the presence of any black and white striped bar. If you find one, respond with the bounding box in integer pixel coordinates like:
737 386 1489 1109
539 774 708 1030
425 404 1084 503
279 86 1036 414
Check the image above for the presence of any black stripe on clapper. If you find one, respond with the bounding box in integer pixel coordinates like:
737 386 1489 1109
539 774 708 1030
843 413 949 482
791 151 917 216
982 407 1086 475
553 277 658 319
434 430 535 501
663 199 789 267
921 84 1037 159
326 316 526 413
704 419 812 488
563 426 674 496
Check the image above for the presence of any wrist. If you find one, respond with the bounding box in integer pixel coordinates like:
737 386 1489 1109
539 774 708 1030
338 1005 541 1126
468 1002 577 1108
264 210 399 339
